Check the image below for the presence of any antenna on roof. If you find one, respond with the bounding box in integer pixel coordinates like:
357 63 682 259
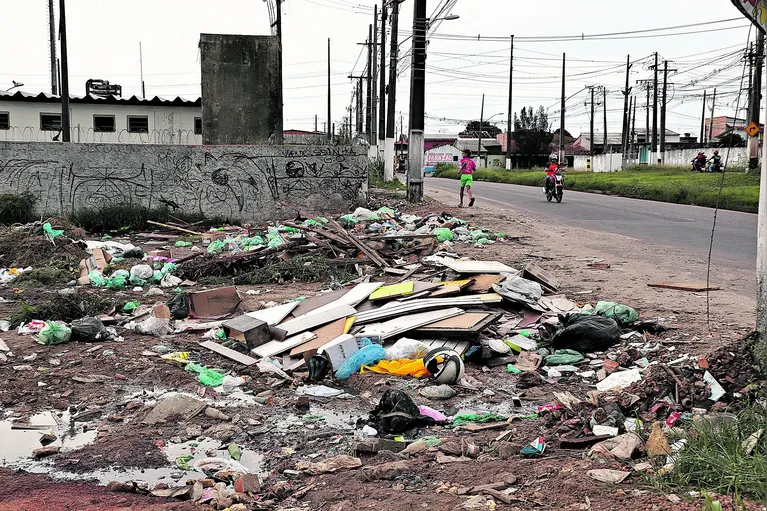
139 42 146 99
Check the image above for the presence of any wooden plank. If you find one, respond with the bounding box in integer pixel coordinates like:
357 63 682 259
358 308 465 340
327 219 389 267
290 289 349 318
467 274 505 293
355 294 503 324
289 317 347 357
292 282 382 321
281 221 350 245
200 340 258 366
416 311 502 336
251 331 317 358
523 263 561 292
245 301 299 325
417 312 488 330
278 304 358 338
413 281 442 293
438 259 516 274
647 282 721 292
429 283 462 298
369 282 415 301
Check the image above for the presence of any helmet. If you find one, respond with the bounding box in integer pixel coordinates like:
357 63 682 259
424 348 464 385
714 150 719 155
698 152 704 155
549 154 559 162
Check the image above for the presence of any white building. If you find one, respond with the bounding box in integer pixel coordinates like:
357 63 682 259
0 91 202 144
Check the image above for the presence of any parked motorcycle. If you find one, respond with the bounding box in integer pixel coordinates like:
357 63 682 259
544 171 565 203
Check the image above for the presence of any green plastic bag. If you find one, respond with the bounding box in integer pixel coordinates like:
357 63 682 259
43 223 64 240
471 230 489 241
451 413 508 427
175 241 193 247
228 443 242 461
545 349 584 366
123 300 140 312
207 240 226 254
38 321 72 345
590 301 639 326
185 362 225 387
175 454 194 470
89 271 107 287
433 228 454 242
376 206 396 216
107 274 126 290
129 275 147 286
507 364 522 374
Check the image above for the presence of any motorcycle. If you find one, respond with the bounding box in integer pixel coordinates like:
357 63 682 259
691 158 707 172
708 160 723 173
544 171 565 203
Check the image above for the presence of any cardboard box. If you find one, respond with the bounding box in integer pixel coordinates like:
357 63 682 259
318 334 359 371
78 248 113 285
188 287 241 319
222 315 271 349
148 249 172 258
201 232 227 246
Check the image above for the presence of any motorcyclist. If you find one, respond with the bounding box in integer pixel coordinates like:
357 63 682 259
545 154 560 192
708 150 722 172
692 151 707 172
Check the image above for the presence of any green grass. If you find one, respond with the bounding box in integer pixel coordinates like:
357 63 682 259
0 192 37 225
653 404 767 503
68 205 232 234
432 165 760 213
369 159 406 191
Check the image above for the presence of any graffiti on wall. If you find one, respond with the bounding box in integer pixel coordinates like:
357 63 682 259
0 143 367 219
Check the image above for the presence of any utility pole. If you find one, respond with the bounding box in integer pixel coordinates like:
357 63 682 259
709 87 717 143
274 0 284 144
378 1 388 156
371 5 379 152
660 60 669 162
559 53 566 163
645 83 650 145
603 86 608 150
315 114 318 133
757 34 767 349
621 55 631 162
477 94 485 168
631 96 637 160
506 35 514 170
700 90 707 144
385 0 401 181
400 113 404 162
366 25 373 139
49 0 57 95
140 42 146 98
59 0 70 142
749 32 764 169
589 86 595 159
407 0 427 202
652 52 659 163
349 75 365 135
327 38 332 141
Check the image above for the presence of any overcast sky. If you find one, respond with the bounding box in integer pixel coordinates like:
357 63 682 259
0 0 756 137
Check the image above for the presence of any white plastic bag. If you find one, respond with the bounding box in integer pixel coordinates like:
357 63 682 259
384 337 429 361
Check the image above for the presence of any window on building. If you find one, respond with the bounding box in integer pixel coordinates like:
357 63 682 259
40 113 62 131
93 114 115 133
0 112 9 130
194 117 202 135
127 115 149 133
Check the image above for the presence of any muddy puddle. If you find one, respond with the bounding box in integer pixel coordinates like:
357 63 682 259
0 410 97 465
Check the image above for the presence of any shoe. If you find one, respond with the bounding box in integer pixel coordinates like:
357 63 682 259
469 198 475 207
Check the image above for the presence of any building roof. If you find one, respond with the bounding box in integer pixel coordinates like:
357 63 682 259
0 90 201 107
633 128 680 136
454 138 501 152
578 133 624 146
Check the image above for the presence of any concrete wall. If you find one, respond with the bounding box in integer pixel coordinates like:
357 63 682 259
571 146 750 172
200 34 282 145
573 153 623 172
0 100 202 144
0 142 367 220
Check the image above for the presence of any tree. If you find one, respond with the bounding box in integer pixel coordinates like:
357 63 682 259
514 106 548 131
461 120 502 138
715 131 746 148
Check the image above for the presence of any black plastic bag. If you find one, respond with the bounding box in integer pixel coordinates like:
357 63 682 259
362 389 435 434
551 314 621 353
70 317 106 342
167 293 189 320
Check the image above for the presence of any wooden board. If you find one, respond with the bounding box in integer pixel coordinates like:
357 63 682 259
277 304 357 338
293 282 383 321
416 311 501 335
413 281 442 293
517 309 543 329
245 301 299 325
200 340 258 366
523 263 560 292
438 259 516 274
369 282 415 301
358 308 465 340
251 331 317 358
647 282 721 292
290 289 349 318
420 339 471 356
355 294 503 325
289 317 347 357
429 283 462 298
467 274 505 293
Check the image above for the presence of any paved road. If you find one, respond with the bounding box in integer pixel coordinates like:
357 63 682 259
426 177 757 270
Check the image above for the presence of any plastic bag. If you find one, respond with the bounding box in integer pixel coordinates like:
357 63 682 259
125 317 172 336
551 314 621 353
361 359 429 378
493 276 542 307
433 228 454 242
43 222 64 240
175 241 193 248
70 317 106 342
545 349 584 366
122 300 140 312
336 340 386 380
168 293 189 319
185 362 225 387
119 247 145 259
161 274 182 289
107 274 126 290
590 301 639 326
206 239 225 254
38 321 72 345
385 338 429 360
130 264 154 280
351 207 378 221
89 271 107 288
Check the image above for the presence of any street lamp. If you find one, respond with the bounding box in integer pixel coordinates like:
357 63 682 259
2 81 24 93
407 5 459 202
